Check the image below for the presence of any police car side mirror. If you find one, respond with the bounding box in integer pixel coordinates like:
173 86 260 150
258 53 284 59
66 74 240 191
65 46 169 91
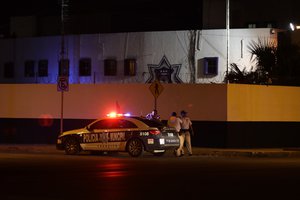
86 126 91 131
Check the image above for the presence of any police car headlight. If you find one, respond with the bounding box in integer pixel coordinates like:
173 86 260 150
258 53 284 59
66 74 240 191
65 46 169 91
159 138 165 145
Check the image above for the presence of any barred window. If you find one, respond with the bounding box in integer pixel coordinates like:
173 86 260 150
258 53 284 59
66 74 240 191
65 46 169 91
38 60 48 77
104 59 117 76
59 59 69 76
24 60 35 77
124 59 136 76
4 62 14 78
203 57 218 75
79 58 91 76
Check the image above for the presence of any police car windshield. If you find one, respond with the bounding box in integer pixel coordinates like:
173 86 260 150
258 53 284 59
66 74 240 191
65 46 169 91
131 117 164 128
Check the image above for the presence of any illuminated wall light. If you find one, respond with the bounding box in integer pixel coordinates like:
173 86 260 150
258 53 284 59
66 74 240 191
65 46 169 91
289 23 300 31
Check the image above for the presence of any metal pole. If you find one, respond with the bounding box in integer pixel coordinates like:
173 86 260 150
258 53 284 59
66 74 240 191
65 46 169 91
226 0 230 84
59 0 67 134
60 91 64 134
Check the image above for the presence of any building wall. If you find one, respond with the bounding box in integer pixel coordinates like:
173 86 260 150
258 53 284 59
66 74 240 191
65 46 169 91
196 28 278 83
0 28 278 84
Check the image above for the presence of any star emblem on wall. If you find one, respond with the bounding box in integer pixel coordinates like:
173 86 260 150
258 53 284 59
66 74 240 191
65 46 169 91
146 55 182 83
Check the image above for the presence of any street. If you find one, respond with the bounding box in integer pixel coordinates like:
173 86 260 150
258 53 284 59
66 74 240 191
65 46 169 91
1 152 300 200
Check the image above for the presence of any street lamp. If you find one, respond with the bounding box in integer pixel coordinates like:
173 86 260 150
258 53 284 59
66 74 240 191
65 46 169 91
226 0 230 84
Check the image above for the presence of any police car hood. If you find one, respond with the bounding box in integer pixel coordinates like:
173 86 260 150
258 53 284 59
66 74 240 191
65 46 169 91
61 127 89 136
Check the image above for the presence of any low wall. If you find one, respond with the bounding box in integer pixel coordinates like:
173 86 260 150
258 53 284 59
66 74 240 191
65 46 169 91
227 84 300 122
1 83 300 147
0 83 227 121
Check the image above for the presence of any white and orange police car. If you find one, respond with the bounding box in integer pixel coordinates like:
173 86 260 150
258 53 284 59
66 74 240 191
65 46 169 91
56 113 180 157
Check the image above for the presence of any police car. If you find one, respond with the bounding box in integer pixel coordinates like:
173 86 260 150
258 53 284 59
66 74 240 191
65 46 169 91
56 113 180 157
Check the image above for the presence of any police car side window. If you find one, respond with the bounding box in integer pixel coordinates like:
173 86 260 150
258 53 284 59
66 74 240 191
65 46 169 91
110 120 120 129
90 119 138 129
98 119 120 129
90 120 111 130
118 120 137 128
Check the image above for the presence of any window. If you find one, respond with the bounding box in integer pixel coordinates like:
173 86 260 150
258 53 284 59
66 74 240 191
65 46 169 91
104 59 117 76
24 60 35 77
79 58 91 76
203 57 218 75
59 59 69 76
38 60 48 77
4 62 14 78
124 59 136 76
265 21 276 28
248 23 257 28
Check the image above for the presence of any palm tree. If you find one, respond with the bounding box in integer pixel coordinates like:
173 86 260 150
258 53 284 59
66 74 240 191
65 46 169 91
248 38 277 83
225 37 300 86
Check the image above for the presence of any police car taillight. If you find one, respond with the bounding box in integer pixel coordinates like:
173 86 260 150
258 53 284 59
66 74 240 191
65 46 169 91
149 130 160 135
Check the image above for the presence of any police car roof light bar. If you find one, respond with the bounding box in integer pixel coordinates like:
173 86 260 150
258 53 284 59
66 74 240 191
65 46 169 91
107 112 131 118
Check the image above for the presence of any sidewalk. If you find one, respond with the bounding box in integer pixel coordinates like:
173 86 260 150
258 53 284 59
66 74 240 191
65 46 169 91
194 147 300 158
0 144 300 157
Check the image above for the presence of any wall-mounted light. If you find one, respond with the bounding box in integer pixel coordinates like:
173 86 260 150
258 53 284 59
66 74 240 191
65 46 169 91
289 23 300 31
270 28 276 34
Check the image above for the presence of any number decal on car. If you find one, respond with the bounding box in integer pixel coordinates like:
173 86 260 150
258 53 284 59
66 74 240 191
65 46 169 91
140 132 149 136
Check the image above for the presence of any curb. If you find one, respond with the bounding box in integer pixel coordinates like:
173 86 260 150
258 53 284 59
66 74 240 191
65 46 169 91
1 145 300 158
194 149 300 158
0 144 59 154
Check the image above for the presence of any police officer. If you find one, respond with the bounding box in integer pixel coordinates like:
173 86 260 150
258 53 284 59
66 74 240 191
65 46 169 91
179 110 193 156
167 112 183 157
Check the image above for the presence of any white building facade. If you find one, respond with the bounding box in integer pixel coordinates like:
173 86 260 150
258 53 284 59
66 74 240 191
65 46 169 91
0 28 278 84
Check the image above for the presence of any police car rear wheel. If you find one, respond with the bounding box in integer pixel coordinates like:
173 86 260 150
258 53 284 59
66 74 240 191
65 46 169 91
127 138 144 157
65 138 81 155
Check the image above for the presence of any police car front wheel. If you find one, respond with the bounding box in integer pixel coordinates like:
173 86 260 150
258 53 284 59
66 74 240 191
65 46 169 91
64 137 81 155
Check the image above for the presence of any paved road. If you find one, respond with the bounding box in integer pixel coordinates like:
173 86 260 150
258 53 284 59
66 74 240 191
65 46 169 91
1 151 300 200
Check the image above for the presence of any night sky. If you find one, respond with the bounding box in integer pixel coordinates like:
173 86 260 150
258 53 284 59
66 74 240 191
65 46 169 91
0 0 202 33
0 0 59 17
1 0 300 33
0 0 201 17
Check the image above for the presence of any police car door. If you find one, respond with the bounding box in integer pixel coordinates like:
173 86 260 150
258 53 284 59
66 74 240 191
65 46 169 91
82 119 110 151
106 119 128 151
